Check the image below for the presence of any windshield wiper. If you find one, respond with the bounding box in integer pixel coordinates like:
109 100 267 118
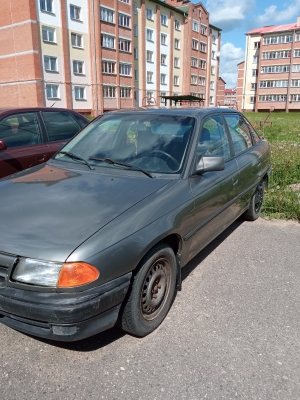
57 151 94 170
88 157 153 178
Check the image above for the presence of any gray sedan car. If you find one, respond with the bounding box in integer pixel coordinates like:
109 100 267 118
0 108 271 341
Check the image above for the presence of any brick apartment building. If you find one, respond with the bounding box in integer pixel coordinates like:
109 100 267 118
236 16 300 112
0 0 222 115
224 87 237 107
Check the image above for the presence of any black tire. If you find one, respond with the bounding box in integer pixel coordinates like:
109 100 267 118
243 180 265 221
118 243 177 337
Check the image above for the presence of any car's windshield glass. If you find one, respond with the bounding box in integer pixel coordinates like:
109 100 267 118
54 113 195 174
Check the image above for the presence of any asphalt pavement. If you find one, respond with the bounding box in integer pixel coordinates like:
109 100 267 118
1 218 300 400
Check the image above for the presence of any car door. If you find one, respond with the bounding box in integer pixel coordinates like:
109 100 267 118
40 111 85 156
187 114 239 260
0 112 50 179
223 113 259 213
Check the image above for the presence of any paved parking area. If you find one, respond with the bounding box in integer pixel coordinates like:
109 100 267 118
1 218 300 400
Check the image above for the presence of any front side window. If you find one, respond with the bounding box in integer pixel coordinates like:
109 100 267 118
0 113 42 148
147 29 153 41
161 73 167 84
71 33 83 48
198 115 231 161
119 38 131 52
175 39 180 49
175 20 181 30
100 7 114 23
161 34 167 45
73 60 84 74
40 0 53 13
118 13 130 27
119 63 131 76
102 61 116 74
192 20 199 32
147 71 153 83
147 50 153 62
54 113 196 175
74 87 85 100
161 15 168 26
146 8 153 20
120 88 131 98
161 54 167 65
101 34 115 49
174 57 180 67
103 86 116 98
46 84 59 99
174 75 179 85
224 114 253 155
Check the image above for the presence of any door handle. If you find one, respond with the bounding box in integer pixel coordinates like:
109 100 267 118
36 155 47 162
232 177 239 186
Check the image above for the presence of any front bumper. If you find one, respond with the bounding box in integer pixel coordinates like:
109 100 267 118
0 273 131 341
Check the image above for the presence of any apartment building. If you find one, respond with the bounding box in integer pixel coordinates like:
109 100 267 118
224 88 237 107
237 16 300 112
216 77 226 105
0 0 221 114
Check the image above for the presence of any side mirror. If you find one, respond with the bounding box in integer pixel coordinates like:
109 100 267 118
192 155 225 175
0 140 7 151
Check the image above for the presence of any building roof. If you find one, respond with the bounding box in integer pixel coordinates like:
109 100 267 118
247 22 299 35
209 23 222 32
150 0 185 14
225 89 237 94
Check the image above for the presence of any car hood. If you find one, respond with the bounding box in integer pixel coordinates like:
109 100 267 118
0 164 171 261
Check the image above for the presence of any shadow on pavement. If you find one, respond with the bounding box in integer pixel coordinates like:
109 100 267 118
29 219 244 352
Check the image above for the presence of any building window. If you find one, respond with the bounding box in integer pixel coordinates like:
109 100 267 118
290 94 300 101
44 55 57 72
102 61 116 74
261 65 290 73
161 54 167 65
200 42 206 52
191 75 197 85
46 84 59 99
295 49 300 57
212 50 216 59
296 33 300 42
71 33 83 48
175 20 181 30
254 41 260 49
161 73 167 84
134 48 138 59
291 79 300 87
74 87 85 100
192 20 199 32
191 57 197 67
211 66 215 75
134 69 138 81
212 35 216 44
210 81 215 89
147 71 153 83
161 34 167 45
263 35 293 45
73 60 84 74
147 29 154 41
161 15 168 26
192 39 198 50
160 92 166 104
120 88 131 98
100 7 114 23
40 0 53 13
118 13 130 28
101 34 115 49
250 96 256 103
292 64 300 72
133 2 137 14
199 59 206 69
42 26 56 43
119 38 131 52
259 80 288 88
174 57 180 68
252 69 258 76
146 91 154 101
134 25 138 36
174 75 179 86
70 5 81 20
201 24 207 35
147 50 153 62
262 50 291 59
119 63 131 76
174 38 180 49
119 0 129 3
210 96 214 104
103 86 116 98
259 95 287 102
253 55 259 63
251 83 257 90
146 8 153 20
198 76 205 86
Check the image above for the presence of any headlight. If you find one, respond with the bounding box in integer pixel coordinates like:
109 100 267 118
12 258 99 288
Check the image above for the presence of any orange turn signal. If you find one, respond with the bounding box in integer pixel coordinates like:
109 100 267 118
57 262 99 288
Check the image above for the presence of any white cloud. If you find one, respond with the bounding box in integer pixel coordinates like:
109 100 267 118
256 1 300 25
220 42 245 88
205 0 255 32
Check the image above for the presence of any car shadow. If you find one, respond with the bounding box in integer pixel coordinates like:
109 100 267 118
28 219 244 352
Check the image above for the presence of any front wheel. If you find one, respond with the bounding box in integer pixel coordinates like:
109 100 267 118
243 181 265 221
118 243 177 337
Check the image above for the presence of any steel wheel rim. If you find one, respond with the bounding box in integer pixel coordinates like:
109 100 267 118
254 184 264 213
140 257 171 321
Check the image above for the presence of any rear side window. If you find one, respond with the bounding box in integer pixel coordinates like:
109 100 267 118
0 112 42 148
224 114 253 155
41 111 81 142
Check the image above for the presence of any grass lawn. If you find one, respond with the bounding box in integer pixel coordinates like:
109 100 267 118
244 112 300 221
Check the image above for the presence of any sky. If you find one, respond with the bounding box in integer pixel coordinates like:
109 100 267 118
194 0 300 88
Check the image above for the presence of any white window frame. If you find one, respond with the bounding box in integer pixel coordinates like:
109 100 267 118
191 57 197 67
211 66 215 75
199 59 206 69
200 42 206 52
200 24 207 35
175 20 181 31
146 8 153 20
191 75 197 85
192 39 198 50
174 75 179 86
44 55 57 72
198 76 205 86
192 20 199 32
100 7 114 23
103 86 116 98
73 60 84 75
74 86 86 100
147 50 153 62
118 13 130 28
42 26 56 43
161 15 168 26
120 87 131 98
161 34 167 45
101 34 115 49
119 63 132 76
147 71 153 83
40 0 53 13
119 38 131 52
161 54 167 65
70 4 81 21
102 60 116 74
292 64 300 72
161 73 167 85
147 29 154 42
174 38 180 50
46 84 59 99
71 33 83 48
174 57 180 68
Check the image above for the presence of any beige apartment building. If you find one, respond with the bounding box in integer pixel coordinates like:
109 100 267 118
0 0 221 114
237 16 300 112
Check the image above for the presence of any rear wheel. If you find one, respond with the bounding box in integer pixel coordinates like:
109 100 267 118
243 181 265 221
119 243 177 337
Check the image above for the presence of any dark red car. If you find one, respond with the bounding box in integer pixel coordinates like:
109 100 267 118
0 108 89 179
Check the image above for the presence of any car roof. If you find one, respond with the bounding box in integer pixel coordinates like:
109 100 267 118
0 107 89 120
104 107 240 117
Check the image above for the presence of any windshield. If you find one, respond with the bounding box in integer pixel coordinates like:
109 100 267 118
54 113 195 174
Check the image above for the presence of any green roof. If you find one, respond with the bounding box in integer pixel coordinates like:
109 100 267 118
209 23 222 32
150 0 185 14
